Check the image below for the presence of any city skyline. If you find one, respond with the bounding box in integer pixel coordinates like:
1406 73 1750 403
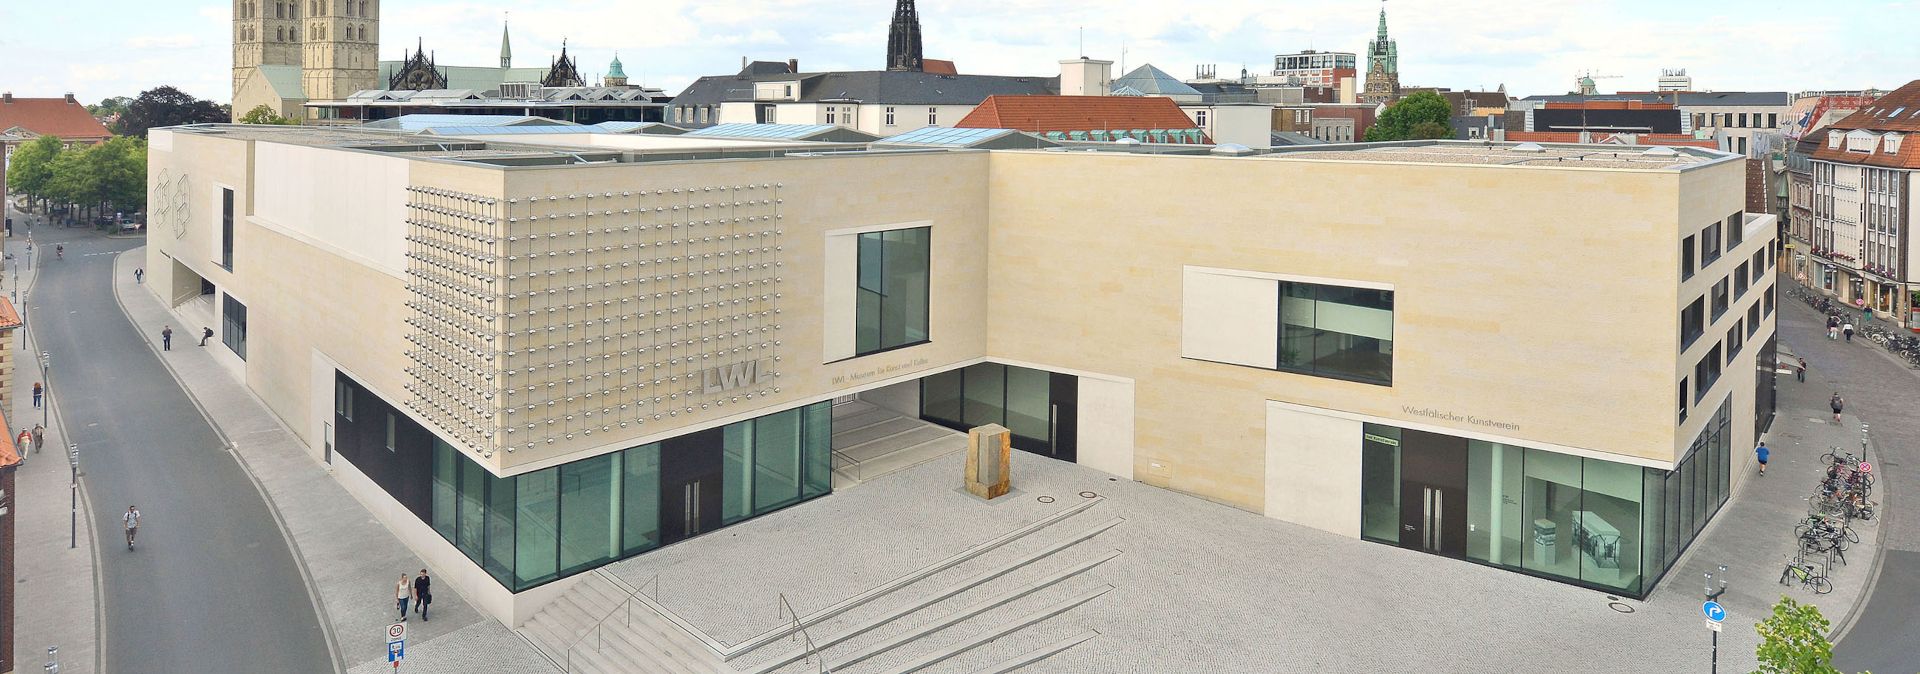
0 0 1913 106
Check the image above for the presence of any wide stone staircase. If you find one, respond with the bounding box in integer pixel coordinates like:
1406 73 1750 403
828 400 967 487
516 498 1120 674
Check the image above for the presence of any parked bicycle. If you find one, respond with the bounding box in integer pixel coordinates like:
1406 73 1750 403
1779 557 1834 594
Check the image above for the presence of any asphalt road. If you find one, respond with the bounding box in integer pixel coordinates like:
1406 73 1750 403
1774 280 1920 673
23 223 332 673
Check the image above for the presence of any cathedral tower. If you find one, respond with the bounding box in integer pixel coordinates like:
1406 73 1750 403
232 0 303 103
1361 3 1401 104
302 0 380 101
886 0 923 72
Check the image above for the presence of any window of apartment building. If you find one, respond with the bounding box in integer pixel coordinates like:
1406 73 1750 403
220 187 235 271
1681 297 1705 348
1700 222 1722 265
928 107 939 125
1693 113 1705 129
1764 287 1775 317
1695 343 1722 401
1196 110 1209 128
1751 250 1765 284
1727 322 1744 362
1738 113 1748 128
1734 262 1750 299
1738 137 1747 155
1678 378 1689 422
1681 235 1696 279
221 293 248 360
1767 113 1777 128
1710 278 1729 320
884 106 896 126
825 106 836 124
386 413 397 451
855 227 931 356
1725 213 1743 248
1748 302 1762 338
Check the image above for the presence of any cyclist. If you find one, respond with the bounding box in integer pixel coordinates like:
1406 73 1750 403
123 505 140 550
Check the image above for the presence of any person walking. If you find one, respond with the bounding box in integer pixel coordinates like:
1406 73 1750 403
1864 306 1874 323
395 574 412 621
412 569 432 621
134 267 144 284
123 506 141 550
1797 357 1808 383
31 424 44 455
1756 441 1770 475
1832 392 1845 423
1843 320 1855 342
1827 315 1840 340
199 327 213 347
31 381 41 408
161 325 172 351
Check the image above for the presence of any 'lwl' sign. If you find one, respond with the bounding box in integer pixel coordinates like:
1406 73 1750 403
703 359 775 394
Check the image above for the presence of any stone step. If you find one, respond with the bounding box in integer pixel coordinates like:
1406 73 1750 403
862 584 1113 674
959 629 1100 674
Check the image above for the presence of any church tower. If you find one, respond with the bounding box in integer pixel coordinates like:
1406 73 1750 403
1361 3 1401 104
302 0 380 101
886 0 923 72
232 0 303 104
605 53 629 88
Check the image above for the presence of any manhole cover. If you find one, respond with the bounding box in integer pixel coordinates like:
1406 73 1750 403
1079 491 1098 499
1037 496 1055 504
1608 602 1635 614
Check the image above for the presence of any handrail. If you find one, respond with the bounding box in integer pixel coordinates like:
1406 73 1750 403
778 593 827 674
564 573 660 673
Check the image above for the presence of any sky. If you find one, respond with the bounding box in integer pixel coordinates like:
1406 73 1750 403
0 0 1913 106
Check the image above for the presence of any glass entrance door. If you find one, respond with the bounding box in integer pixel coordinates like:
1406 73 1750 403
1397 429 1468 558
661 474 720 544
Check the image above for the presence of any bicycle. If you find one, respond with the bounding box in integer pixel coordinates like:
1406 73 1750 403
1780 557 1834 594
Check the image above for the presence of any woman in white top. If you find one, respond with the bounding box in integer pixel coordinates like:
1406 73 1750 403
396 574 412 621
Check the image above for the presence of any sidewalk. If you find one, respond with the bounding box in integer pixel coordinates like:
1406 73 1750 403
108 248 553 674
1652 342 1884 650
8 208 99 674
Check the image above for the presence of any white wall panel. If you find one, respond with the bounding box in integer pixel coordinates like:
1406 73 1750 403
252 141 410 275
1181 266 1279 368
1264 402 1362 537
1076 376 1135 480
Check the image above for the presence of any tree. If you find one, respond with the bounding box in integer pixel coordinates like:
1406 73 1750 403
5 135 63 201
1754 597 1868 674
1365 91 1455 142
88 95 134 122
114 86 226 137
238 104 296 125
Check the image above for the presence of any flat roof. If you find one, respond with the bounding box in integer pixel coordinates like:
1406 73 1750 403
1262 140 1731 170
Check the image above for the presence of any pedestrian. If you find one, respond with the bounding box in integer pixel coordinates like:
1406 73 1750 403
123 506 140 550
413 569 432 621
1827 315 1840 340
134 267 143 284
31 381 41 408
1843 321 1855 342
395 573 412 621
14 431 28 464
1756 441 1770 475
1797 357 1808 383
1832 392 1845 423
161 325 172 351
1864 306 1874 322
199 327 213 347
31 424 44 455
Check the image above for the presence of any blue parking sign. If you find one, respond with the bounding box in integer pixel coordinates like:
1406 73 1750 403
388 640 405 662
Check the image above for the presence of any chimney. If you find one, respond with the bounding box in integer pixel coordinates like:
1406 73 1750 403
787 59 799 74
2 93 11 104
64 92 76 104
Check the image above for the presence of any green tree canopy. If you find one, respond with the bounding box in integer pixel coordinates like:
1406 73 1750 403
114 86 226 137
1365 91 1456 142
88 95 134 119
1755 596 1868 674
5 135 64 199
238 104 296 125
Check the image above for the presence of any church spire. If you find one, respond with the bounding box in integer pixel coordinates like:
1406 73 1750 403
500 16 513 69
886 0 923 72
1377 4 1389 41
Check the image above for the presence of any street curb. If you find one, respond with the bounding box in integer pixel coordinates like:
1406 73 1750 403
105 248 347 674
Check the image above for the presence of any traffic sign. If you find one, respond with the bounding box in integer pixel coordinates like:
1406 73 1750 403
1859 462 1872 473
387 622 407 641
1705 618 1723 632
1703 600 1726 622
387 640 405 662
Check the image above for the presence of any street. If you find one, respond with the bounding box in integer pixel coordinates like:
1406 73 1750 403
1776 279 1920 673
19 219 332 673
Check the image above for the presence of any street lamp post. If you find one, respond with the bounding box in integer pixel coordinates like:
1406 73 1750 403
67 443 77 549
39 351 49 430
1861 423 1871 467
1705 565 1729 674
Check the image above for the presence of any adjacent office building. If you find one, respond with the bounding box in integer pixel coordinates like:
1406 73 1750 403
1788 80 1920 323
146 122 1772 625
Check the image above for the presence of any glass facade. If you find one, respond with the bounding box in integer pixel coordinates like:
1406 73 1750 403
920 363 1077 461
427 401 833 592
1278 282 1394 385
855 227 931 356
1360 398 1731 597
222 294 248 360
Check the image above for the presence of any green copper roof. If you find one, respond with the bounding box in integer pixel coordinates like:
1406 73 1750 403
500 22 512 63
608 53 626 78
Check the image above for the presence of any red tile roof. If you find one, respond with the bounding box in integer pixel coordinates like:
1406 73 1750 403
922 59 957 75
0 96 112 141
1505 130 1717 148
957 95 1202 138
0 410 16 469
1813 79 1920 168
0 297 20 331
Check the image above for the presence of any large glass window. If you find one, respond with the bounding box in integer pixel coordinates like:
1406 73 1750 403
484 471 515 585
222 294 248 360
514 470 559 587
431 439 456 537
854 227 931 356
1278 282 1394 385
1696 344 1722 401
1005 366 1052 446
1466 439 1523 565
558 454 619 574
753 409 804 512
456 456 485 559
220 187 235 271
919 369 963 427
803 403 832 499
722 421 754 525
621 443 661 556
963 363 1006 426
921 364 1068 458
1359 425 1400 543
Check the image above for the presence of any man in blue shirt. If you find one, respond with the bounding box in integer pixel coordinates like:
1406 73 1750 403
1756 442 1770 476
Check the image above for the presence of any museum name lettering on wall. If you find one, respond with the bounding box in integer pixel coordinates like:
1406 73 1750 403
1402 406 1522 431
831 357 932 386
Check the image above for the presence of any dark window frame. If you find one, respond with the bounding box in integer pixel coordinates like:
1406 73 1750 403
221 293 247 360
1275 281 1396 386
220 187 235 271
852 226 932 358
1710 278 1730 320
1681 297 1705 348
1681 235 1696 280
